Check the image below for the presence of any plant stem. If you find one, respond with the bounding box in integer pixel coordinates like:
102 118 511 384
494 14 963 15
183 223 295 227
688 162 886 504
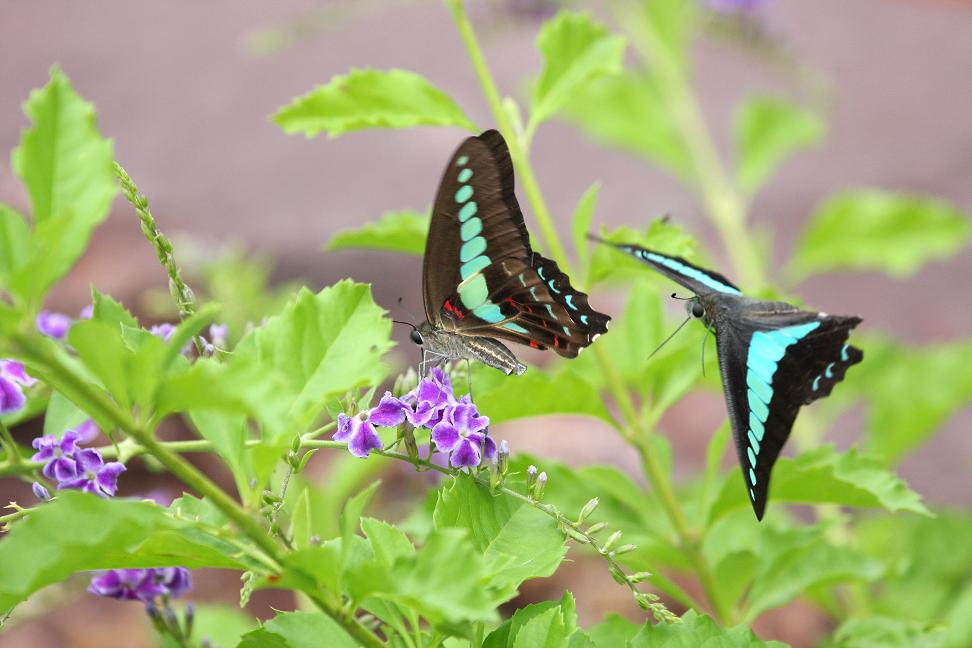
445 0 573 273
615 3 766 290
0 420 24 467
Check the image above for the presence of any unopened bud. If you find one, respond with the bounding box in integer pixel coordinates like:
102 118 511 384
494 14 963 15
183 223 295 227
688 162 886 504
577 497 599 524
497 440 510 474
32 482 52 502
615 543 638 555
629 571 653 583
585 522 608 535
184 603 195 637
532 471 548 500
602 530 623 552
608 564 627 585
566 528 590 544
527 465 538 487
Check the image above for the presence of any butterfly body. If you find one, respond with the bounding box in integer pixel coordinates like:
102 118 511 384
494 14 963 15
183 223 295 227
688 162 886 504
593 236 863 520
414 130 610 374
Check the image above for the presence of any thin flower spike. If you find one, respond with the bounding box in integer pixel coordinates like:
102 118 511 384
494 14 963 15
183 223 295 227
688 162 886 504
36 310 72 340
58 448 126 497
333 413 383 458
0 360 36 415
31 429 82 481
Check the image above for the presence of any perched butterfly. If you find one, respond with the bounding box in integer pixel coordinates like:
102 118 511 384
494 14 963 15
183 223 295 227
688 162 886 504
591 235 863 520
409 130 610 375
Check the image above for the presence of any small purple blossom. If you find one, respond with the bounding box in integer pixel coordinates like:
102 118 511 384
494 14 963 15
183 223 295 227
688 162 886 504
406 367 455 427
88 567 191 602
369 392 410 427
334 413 383 458
32 481 52 501
58 448 125 497
79 304 94 319
0 360 36 415
149 323 176 343
36 310 73 340
431 398 493 469
31 429 81 481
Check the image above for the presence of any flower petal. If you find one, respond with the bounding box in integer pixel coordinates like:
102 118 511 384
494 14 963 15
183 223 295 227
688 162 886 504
51 457 78 482
368 391 409 427
348 420 382 458
406 401 437 428
1 361 36 387
431 422 460 453
333 414 353 442
450 438 481 469
75 448 104 473
482 436 497 463
36 311 72 340
0 377 26 415
96 462 126 495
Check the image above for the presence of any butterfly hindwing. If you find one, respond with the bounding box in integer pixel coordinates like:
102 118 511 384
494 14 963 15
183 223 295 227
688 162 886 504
715 307 863 519
589 237 742 296
424 130 609 357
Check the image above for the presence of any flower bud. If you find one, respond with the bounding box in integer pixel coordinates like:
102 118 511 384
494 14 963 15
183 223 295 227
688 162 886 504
184 603 195 638
32 482 52 502
497 440 510 475
628 571 653 583
615 543 638 555
585 522 608 535
532 471 547 500
602 530 623 552
577 497 599 524
526 464 538 487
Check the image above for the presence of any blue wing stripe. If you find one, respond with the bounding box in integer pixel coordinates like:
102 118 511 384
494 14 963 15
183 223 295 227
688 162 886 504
641 251 742 295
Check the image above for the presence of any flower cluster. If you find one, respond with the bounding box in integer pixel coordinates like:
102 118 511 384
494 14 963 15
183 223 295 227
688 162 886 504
31 421 125 498
35 304 93 340
335 367 497 469
0 360 36 415
88 567 191 602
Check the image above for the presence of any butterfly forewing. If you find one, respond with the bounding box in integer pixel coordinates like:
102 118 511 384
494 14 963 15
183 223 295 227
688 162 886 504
715 309 863 519
423 130 609 357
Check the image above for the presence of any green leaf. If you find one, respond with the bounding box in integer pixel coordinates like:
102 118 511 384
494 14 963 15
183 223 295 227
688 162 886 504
179 604 256 648
238 611 358 648
361 517 415 566
709 445 930 523
0 492 248 610
433 476 566 599
789 190 971 280
0 205 30 281
563 73 691 181
341 481 381 573
232 280 393 436
486 593 581 648
631 610 785 647
8 67 116 301
827 616 947 648
42 390 90 437
273 68 476 138
530 12 625 131
474 367 614 427
639 0 697 73
585 614 641 648
325 209 429 256
734 96 824 196
189 410 250 498
90 288 138 328
570 183 600 284
851 337 972 464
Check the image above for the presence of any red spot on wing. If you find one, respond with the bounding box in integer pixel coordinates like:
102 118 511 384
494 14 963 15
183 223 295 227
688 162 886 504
443 298 465 319
553 336 561 349
529 340 540 349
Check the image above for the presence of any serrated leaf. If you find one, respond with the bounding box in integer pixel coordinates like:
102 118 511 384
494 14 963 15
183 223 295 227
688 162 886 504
90 289 138 328
530 12 625 131
8 67 116 301
585 614 641 648
237 611 358 648
0 205 30 282
325 209 429 256
361 517 415 567
789 190 971 280
341 481 380 574
708 445 930 523
273 68 476 138
474 366 613 427
232 280 393 436
433 476 566 600
563 73 691 181
828 616 947 648
734 96 824 196
0 492 248 610
512 607 568 648
630 610 786 647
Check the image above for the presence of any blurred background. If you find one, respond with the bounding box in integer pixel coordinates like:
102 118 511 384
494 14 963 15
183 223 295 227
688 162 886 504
1 1 970 646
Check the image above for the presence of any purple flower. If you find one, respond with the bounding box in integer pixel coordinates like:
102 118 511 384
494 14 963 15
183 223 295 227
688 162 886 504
406 367 455 427
431 398 494 469
31 429 81 481
58 448 125 497
0 360 36 415
88 567 191 602
36 310 72 340
79 304 94 319
334 413 383 458
32 481 52 501
149 323 176 342
369 392 410 427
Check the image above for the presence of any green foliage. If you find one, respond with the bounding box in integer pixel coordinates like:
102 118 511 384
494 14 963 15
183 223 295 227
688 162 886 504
484 592 589 648
531 11 625 133
475 367 614 427
239 611 358 648
273 68 476 138
789 190 971 280
3 66 116 306
734 97 825 196
325 209 429 256
0 492 250 611
631 610 786 647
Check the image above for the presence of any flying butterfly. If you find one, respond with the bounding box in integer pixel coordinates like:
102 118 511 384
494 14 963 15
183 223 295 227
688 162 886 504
591 235 863 520
408 130 610 376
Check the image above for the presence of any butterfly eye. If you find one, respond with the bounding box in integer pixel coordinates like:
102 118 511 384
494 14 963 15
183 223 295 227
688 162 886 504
409 329 424 345
691 302 705 319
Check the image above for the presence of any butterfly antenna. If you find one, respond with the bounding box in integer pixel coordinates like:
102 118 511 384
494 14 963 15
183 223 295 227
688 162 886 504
391 319 418 330
647 314 693 362
670 292 694 301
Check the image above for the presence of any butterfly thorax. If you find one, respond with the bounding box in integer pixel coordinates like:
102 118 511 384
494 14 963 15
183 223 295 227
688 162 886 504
698 294 802 332
415 321 527 376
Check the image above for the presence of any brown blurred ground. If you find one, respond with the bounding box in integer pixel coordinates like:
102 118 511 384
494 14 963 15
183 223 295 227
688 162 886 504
1 1 971 646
